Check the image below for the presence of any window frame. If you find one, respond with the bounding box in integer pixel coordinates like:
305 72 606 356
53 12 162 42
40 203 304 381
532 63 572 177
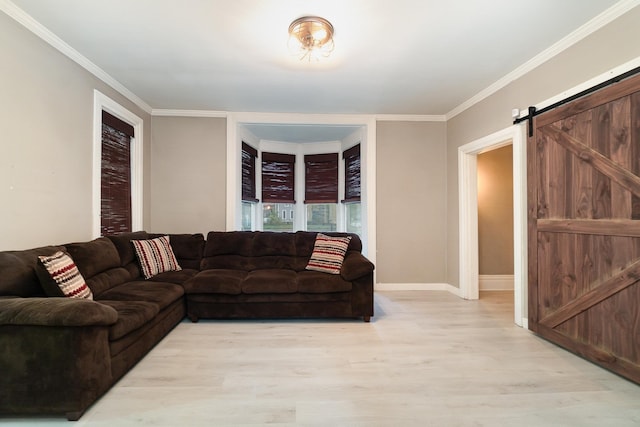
100 110 134 235
92 90 143 238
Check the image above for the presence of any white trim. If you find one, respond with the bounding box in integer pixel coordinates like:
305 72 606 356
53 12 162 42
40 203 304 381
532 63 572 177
512 125 529 329
446 0 640 120
458 125 527 327
152 110 445 122
152 109 228 118
226 115 239 231
93 90 144 238
375 283 461 297
375 114 446 122
458 147 479 300
479 275 514 291
1 0 152 114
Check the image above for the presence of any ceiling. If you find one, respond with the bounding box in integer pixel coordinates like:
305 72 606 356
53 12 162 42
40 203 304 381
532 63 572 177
9 0 624 119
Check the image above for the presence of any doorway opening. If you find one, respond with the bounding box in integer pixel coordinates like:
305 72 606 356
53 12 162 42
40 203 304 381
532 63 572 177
477 144 514 292
458 125 527 327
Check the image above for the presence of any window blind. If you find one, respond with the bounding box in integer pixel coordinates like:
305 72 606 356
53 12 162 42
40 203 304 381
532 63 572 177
343 144 361 203
262 152 296 203
304 153 338 203
102 110 134 137
101 111 133 235
241 142 258 202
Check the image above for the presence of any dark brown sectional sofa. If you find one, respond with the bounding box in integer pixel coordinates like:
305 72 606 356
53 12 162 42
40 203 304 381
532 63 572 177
0 230 374 421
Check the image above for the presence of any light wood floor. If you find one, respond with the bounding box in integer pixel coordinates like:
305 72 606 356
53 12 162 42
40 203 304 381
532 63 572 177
5 291 640 426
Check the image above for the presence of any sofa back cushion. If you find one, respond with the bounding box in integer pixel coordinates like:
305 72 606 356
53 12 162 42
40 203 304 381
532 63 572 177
202 231 297 271
106 231 150 278
295 231 362 256
65 237 129 297
201 231 362 272
0 246 66 297
149 233 205 270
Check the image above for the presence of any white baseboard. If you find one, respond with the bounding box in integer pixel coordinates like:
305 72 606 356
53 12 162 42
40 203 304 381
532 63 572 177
375 283 461 297
479 275 514 291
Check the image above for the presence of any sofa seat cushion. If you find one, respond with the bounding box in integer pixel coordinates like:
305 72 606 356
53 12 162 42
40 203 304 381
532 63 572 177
242 269 297 294
97 281 184 311
297 270 352 293
148 268 199 285
183 269 246 295
99 300 160 341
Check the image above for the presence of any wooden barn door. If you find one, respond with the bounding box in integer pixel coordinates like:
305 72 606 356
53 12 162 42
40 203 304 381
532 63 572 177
528 73 640 384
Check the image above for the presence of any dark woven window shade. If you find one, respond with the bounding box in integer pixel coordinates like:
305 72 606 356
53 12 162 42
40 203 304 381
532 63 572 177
262 152 296 203
101 111 132 235
242 142 258 202
305 153 338 203
343 144 361 203
102 110 134 137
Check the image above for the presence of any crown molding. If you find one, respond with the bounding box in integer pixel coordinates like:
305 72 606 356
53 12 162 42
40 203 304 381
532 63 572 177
375 114 446 122
151 109 228 118
445 0 640 120
1 0 152 114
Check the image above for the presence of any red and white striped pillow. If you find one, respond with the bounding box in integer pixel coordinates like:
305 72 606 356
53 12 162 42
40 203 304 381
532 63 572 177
38 251 93 299
305 233 351 275
131 235 181 279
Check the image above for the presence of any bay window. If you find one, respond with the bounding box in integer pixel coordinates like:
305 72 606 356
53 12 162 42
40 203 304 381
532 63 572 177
241 143 361 236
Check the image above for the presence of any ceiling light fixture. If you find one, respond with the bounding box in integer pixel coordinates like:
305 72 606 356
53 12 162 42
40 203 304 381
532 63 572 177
288 16 334 61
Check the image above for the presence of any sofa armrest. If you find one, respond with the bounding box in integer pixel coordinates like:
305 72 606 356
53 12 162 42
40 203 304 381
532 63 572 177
340 251 375 282
0 297 118 327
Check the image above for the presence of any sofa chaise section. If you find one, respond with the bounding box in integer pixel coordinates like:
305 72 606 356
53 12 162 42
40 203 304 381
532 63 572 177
0 233 202 420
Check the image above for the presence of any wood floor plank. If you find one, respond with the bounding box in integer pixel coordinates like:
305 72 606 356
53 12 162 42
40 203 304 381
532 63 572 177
4 291 639 426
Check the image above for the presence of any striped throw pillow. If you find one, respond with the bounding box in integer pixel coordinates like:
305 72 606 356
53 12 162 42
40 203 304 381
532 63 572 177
38 251 93 299
132 235 182 279
306 233 352 275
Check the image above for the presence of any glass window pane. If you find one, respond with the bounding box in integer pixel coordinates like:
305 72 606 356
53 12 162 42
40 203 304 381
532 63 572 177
242 201 253 231
263 203 294 232
346 203 362 236
306 204 337 232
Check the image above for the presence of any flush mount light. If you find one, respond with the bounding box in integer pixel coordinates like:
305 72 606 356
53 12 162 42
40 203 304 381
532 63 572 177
288 16 335 61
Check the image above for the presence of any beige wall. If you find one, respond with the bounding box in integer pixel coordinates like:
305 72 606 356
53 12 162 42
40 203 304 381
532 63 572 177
150 117 227 235
376 121 447 283
477 145 513 275
0 11 152 250
446 6 640 287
